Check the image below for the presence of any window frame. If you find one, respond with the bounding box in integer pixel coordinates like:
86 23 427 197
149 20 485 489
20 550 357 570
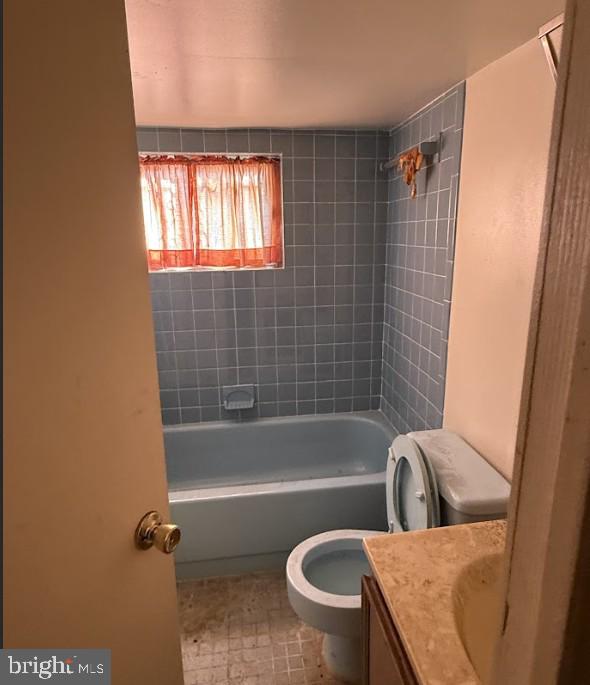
138 151 285 273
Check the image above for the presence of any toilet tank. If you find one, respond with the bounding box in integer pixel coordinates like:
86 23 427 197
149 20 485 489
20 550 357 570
408 430 511 526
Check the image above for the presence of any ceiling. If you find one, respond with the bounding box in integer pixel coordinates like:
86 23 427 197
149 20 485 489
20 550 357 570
126 0 563 129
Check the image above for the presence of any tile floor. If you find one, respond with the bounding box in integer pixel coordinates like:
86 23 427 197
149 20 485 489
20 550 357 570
177 571 347 685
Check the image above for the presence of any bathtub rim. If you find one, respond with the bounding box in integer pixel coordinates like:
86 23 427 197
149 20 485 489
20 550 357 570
170 471 386 502
163 409 395 440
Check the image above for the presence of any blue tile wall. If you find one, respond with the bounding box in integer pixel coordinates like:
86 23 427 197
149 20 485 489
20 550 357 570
138 127 389 424
380 84 465 432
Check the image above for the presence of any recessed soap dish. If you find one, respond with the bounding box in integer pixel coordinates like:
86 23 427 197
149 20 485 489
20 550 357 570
223 384 256 411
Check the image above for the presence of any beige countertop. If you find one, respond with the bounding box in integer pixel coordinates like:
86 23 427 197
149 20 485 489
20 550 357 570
363 520 507 685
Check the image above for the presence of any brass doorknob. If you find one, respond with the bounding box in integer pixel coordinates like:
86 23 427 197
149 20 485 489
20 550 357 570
135 511 181 554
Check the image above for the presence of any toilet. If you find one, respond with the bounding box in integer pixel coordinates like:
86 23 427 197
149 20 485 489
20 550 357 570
286 429 510 683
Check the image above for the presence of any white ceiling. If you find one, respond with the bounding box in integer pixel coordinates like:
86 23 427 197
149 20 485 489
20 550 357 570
126 0 563 129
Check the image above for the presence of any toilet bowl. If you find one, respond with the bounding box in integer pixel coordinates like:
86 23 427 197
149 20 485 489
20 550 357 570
286 429 511 683
287 529 382 683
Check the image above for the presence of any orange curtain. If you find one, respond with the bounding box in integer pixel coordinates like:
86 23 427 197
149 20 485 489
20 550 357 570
139 155 283 271
140 157 196 270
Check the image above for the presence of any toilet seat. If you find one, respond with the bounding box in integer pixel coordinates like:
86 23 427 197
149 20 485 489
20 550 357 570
386 435 440 533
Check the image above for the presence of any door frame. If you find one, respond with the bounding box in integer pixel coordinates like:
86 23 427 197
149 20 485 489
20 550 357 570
492 0 590 682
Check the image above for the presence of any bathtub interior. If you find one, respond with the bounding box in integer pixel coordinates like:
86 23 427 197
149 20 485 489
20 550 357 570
164 411 394 491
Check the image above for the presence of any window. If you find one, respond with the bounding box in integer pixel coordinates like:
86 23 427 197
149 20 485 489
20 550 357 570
139 154 284 271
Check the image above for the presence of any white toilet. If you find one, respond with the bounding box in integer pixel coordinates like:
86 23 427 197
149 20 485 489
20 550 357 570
286 429 510 683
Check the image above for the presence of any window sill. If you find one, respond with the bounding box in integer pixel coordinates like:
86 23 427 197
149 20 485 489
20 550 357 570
148 264 284 274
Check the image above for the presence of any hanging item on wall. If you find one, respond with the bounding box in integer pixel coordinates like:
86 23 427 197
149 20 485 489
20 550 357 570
398 147 424 199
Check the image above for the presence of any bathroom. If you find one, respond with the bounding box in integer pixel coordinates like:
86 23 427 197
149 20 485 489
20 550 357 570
134 0 559 679
5 1 588 685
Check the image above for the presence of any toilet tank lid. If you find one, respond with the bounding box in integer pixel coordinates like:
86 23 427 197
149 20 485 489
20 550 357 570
406 430 511 516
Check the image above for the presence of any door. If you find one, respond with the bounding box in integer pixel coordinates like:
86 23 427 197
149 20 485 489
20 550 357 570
3 2 183 683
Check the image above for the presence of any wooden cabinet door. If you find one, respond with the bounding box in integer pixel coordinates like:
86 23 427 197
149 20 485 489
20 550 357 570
362 576 419 685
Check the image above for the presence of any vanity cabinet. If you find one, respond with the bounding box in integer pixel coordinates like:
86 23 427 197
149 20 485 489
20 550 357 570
361 575 419 685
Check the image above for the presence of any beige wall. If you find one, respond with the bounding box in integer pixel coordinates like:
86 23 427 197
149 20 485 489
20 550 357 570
444 38 556 480
4 2 182 682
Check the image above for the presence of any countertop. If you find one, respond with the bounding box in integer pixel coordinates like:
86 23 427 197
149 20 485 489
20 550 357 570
363 519 507 685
